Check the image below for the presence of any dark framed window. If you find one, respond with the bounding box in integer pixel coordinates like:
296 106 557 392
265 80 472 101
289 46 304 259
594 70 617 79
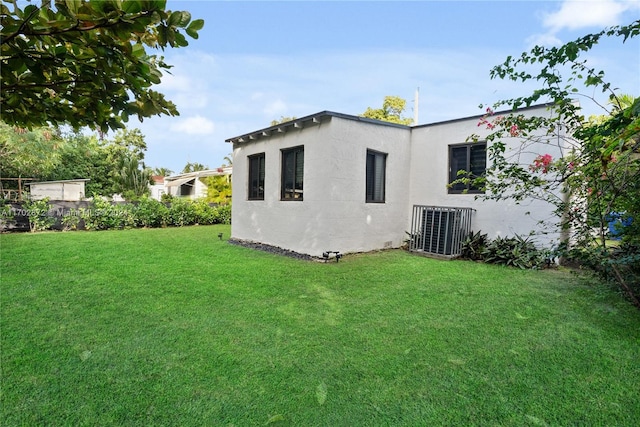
366 149 387 203
248 153 265 200
281 146 304 200
448 142 486 194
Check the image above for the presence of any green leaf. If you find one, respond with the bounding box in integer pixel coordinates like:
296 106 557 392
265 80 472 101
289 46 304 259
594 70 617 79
168 11 191 27
185 27 199 39
122 0 143 14
187 18 204 31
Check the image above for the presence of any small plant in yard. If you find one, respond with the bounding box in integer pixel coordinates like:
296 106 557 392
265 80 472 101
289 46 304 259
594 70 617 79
23 197 55 232
61 213 80 231
481 234 548 269
460 230 488 261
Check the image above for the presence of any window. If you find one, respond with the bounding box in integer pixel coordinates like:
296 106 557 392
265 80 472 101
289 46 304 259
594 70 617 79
366 149 387 203
248 153 265 200
448 142 486 194
281 146 304 200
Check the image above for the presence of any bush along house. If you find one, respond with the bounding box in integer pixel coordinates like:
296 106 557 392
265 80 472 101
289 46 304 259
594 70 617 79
226 104 568 258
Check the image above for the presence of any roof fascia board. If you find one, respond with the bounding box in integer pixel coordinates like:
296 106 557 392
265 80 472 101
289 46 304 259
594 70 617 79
225 110 411 144
412 102 557 129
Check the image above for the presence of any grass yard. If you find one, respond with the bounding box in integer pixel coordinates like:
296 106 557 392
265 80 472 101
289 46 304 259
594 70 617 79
1 225 639 426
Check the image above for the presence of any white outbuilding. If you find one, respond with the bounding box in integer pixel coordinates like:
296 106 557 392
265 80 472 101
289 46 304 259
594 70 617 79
27 179 89 201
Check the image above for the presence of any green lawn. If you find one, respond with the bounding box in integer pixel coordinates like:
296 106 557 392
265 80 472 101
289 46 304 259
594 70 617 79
1 225 639 426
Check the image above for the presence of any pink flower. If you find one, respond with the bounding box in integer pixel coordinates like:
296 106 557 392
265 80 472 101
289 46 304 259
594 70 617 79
530 154 553 173
486 107 494 115
509 124 519 137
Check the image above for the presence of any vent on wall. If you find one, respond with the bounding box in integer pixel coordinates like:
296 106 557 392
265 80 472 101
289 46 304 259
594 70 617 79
408 205 474 258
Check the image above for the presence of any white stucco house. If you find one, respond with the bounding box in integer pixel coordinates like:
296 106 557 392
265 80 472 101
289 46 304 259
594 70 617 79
227 104 568 258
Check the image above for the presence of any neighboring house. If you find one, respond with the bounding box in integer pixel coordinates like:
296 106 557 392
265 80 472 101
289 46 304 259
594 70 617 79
150 175 166 200
27 179 89 201
163 168 232 200
227 104 568 258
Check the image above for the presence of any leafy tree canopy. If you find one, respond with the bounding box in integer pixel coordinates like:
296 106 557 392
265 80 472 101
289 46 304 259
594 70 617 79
270 116 297 126
1 0 204 132
0 121 64 179
361 96 413 125
0 122 154 198
469 19 640 306
182 162 208 173
152 166 173 177
203 174 231 205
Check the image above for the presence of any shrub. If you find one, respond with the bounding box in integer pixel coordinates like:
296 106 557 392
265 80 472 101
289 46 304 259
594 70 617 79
134 196 168 228
166 197 197 227
160 193 174 203
566 243 640 307
83 197 134 230
192 199 218 225
460 230 488 261
215 204 231 225
23 198 55 232
482 235 548 269
61 213 80 231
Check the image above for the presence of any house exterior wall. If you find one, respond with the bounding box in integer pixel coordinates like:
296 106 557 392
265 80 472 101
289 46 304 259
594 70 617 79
150 184 166 201
409 104 566 248
232 117 412 256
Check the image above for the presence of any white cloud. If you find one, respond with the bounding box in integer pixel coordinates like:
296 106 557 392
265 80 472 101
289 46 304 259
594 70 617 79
159 73 191 92
169 116 215 135
542 0 633 32
525 32 563 49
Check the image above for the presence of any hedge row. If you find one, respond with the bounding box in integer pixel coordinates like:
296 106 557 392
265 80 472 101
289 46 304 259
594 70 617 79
20 197 231 232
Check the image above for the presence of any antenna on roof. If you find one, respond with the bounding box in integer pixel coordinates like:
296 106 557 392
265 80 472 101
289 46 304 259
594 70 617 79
413 87 420 125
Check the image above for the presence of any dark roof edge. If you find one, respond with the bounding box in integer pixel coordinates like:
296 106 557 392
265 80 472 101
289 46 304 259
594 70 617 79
413 102 557 129
225 110 410 144
225 102 561 144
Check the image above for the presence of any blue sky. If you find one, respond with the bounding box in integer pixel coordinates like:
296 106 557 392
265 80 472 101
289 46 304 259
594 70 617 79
133 0 640 174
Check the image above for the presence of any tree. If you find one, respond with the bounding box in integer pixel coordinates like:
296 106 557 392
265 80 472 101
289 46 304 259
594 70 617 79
44 130 112 196
270 116 297 126
117 154 151 200
361 96 413 125
152 166 173 177
109 128 147 161
1 0 204 132
99 127 149 196
0 121 64 181
182 162 208 173
203 174 231 205
469 20 640 306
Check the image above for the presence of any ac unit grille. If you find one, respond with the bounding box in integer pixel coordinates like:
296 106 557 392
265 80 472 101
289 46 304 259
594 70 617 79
409 205 473 258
